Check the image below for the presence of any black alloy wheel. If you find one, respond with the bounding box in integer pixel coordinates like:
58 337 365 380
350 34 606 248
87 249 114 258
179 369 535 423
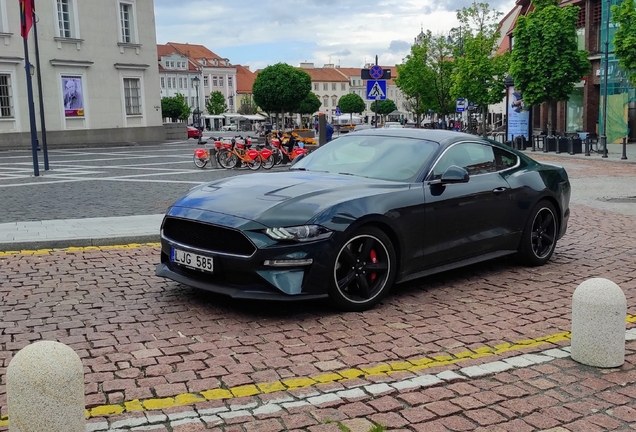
518 200 558 266
329 226 396 311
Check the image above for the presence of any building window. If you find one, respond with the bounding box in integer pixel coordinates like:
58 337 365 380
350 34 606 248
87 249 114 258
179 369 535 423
160 77 165 88
314 83 318 90
172 77 176 88
179 78 183 88
0 0 7 33
167 78 172 89
341 83 346 91
212 76 217 86
332 83 336 91
204 76 209 87
118 1 137 44
228 77 233 87
123 77 141 115
56 0 76 38
323 83 328 91
323 96 328 107
191 96 195 107
219 77 224 87
0 74 13 118
229 96 234 107
205 96 209 106
332 96 337 107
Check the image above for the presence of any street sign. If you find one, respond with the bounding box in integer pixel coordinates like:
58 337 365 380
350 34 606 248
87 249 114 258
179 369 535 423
335 106 341 116
366 80 387 100
369 65 383 80
456 98 466 112
361 68 392 80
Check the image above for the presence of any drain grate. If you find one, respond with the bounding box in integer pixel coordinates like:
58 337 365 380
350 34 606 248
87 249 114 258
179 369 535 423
601 196 636 203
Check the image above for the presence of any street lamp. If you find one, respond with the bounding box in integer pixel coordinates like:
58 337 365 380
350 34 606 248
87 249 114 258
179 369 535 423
192 75 202 144
600 0 611 158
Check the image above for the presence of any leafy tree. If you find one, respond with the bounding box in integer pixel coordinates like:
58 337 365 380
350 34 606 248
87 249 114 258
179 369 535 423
426 34 457 121
253 63 311 129
338 93 366 124
206 91 227 115
376 99 397 115
297 92 322 127
161 94 190 122
510 0 589 135
396 39 436 126
612 0 636 86
452 2 510 136
237 95 258 115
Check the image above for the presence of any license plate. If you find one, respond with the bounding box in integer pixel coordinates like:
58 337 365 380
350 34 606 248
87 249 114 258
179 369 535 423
170 248 214 273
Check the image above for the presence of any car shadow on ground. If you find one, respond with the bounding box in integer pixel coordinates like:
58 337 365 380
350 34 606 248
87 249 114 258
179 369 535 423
174 254 523 317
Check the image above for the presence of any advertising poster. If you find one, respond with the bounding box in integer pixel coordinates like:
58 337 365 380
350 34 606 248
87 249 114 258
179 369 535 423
62 76 84 117
507 86 529 141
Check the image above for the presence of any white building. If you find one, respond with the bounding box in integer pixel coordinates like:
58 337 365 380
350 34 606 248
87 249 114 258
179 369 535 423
157 45 202 113
163 43 237 113
300 63 350 122
0 0 163 150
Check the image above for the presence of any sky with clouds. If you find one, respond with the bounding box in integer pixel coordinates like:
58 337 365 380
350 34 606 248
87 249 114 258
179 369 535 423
154 0 515 70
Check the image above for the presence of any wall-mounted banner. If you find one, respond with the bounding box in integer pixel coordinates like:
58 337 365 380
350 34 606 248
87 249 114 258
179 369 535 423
62 76 84 117
507 86 529 141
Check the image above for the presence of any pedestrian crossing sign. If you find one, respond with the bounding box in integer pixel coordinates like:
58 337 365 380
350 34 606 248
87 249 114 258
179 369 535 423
366 80 387 100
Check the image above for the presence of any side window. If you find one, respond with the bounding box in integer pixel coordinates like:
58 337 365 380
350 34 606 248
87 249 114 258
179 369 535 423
493 147 519 171
432 143 496 178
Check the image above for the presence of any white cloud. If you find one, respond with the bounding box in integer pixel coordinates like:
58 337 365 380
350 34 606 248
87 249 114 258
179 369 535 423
154 0 516 68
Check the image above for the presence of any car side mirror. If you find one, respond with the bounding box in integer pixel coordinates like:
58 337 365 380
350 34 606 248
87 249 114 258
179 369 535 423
431 165 469 185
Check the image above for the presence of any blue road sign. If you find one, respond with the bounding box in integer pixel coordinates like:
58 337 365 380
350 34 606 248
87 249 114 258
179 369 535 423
456 98 466 112
369 65 384 80
366 80 387 100
335 106 341 116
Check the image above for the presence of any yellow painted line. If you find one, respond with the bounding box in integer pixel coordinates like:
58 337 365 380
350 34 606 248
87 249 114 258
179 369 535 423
77 329 578 420
0 242 161 257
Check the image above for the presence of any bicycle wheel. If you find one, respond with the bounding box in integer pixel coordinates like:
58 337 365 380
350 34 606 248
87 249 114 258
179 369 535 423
273 147 284 165
247 156 261 171
193 154 208 169
261 154 275 170
218 150 237 169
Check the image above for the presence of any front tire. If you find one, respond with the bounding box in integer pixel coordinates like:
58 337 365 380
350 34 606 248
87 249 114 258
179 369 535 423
329 226 396 312
218 150 237 169
261 154 275 170
517 200 558 266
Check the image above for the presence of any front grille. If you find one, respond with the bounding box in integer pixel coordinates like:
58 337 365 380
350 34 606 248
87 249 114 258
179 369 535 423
162 217 257 257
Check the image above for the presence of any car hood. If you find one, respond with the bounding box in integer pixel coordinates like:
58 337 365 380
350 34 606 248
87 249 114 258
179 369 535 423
171 171 408 227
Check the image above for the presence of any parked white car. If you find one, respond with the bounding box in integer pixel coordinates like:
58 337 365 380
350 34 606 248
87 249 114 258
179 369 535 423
221 124 238 131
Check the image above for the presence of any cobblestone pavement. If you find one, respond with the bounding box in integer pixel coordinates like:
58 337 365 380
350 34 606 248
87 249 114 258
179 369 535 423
0 141 285 223
1 151 636 431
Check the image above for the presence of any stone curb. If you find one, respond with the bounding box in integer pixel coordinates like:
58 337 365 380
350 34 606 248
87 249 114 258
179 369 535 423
0 234 160 252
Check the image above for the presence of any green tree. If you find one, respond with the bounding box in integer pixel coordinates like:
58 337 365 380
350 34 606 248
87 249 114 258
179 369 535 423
510 0 589 135
253 63 311 129
161 94 190 122
338 93 366 124
237 95 258 115
396 39 436 126
426 34 457 121
297 92 322 127
206 91 227 115
452 2 510 136
612 0 636 86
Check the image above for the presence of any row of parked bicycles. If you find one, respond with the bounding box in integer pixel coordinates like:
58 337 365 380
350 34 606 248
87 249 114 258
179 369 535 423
193 133 309 170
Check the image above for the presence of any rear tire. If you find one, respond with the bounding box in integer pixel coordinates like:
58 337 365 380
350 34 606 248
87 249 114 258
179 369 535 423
193 154 208 168
247 157 261 170
517 200 558 266
261 154 275 170
328 226 397 312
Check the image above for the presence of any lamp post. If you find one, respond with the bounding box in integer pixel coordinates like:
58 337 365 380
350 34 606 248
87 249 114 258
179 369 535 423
600 0 611 158
192 75 202 144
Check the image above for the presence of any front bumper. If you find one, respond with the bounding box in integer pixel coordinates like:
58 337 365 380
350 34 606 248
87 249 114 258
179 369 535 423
156 214 338 301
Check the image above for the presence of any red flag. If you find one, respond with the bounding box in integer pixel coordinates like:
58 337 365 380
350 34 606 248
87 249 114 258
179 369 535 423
20 0 34 39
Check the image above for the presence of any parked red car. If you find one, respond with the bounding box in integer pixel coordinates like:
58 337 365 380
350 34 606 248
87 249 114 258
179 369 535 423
187 126 202 139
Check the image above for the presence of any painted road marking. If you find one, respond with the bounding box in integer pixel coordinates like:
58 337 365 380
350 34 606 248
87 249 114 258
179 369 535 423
0 243 161 257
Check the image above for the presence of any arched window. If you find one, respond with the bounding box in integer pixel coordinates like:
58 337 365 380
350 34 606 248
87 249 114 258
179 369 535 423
323 96 329 107
331 95 338 107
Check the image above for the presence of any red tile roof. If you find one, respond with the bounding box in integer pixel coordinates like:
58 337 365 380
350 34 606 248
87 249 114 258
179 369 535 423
235 65 256 94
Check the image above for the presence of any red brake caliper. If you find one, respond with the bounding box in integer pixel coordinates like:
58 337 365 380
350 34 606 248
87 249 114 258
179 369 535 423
370 249 378 282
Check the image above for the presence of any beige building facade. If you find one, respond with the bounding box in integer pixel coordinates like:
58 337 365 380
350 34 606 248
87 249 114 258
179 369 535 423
0 0 164 149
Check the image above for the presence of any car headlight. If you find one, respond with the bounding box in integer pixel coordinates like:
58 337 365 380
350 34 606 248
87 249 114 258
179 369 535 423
264 225 333 242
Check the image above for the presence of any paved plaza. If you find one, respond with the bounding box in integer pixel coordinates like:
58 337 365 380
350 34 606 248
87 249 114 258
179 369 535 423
0 140 636 431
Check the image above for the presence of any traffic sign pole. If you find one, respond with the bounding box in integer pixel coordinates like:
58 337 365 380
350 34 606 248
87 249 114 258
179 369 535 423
375 55 378 128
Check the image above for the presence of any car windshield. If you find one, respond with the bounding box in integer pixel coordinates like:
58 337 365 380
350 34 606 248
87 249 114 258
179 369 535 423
291 134 438 182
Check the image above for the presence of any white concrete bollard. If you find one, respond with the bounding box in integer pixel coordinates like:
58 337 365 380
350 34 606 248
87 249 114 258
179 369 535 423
7 341 85 432
571 278 626 368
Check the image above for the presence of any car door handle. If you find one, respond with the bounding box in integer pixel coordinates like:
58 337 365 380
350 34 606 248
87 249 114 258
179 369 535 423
492 187 509 195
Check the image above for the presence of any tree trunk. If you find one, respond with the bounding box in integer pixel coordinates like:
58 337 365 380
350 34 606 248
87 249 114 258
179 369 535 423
481 106 489 138
547 99 553 136
280 109 285 131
